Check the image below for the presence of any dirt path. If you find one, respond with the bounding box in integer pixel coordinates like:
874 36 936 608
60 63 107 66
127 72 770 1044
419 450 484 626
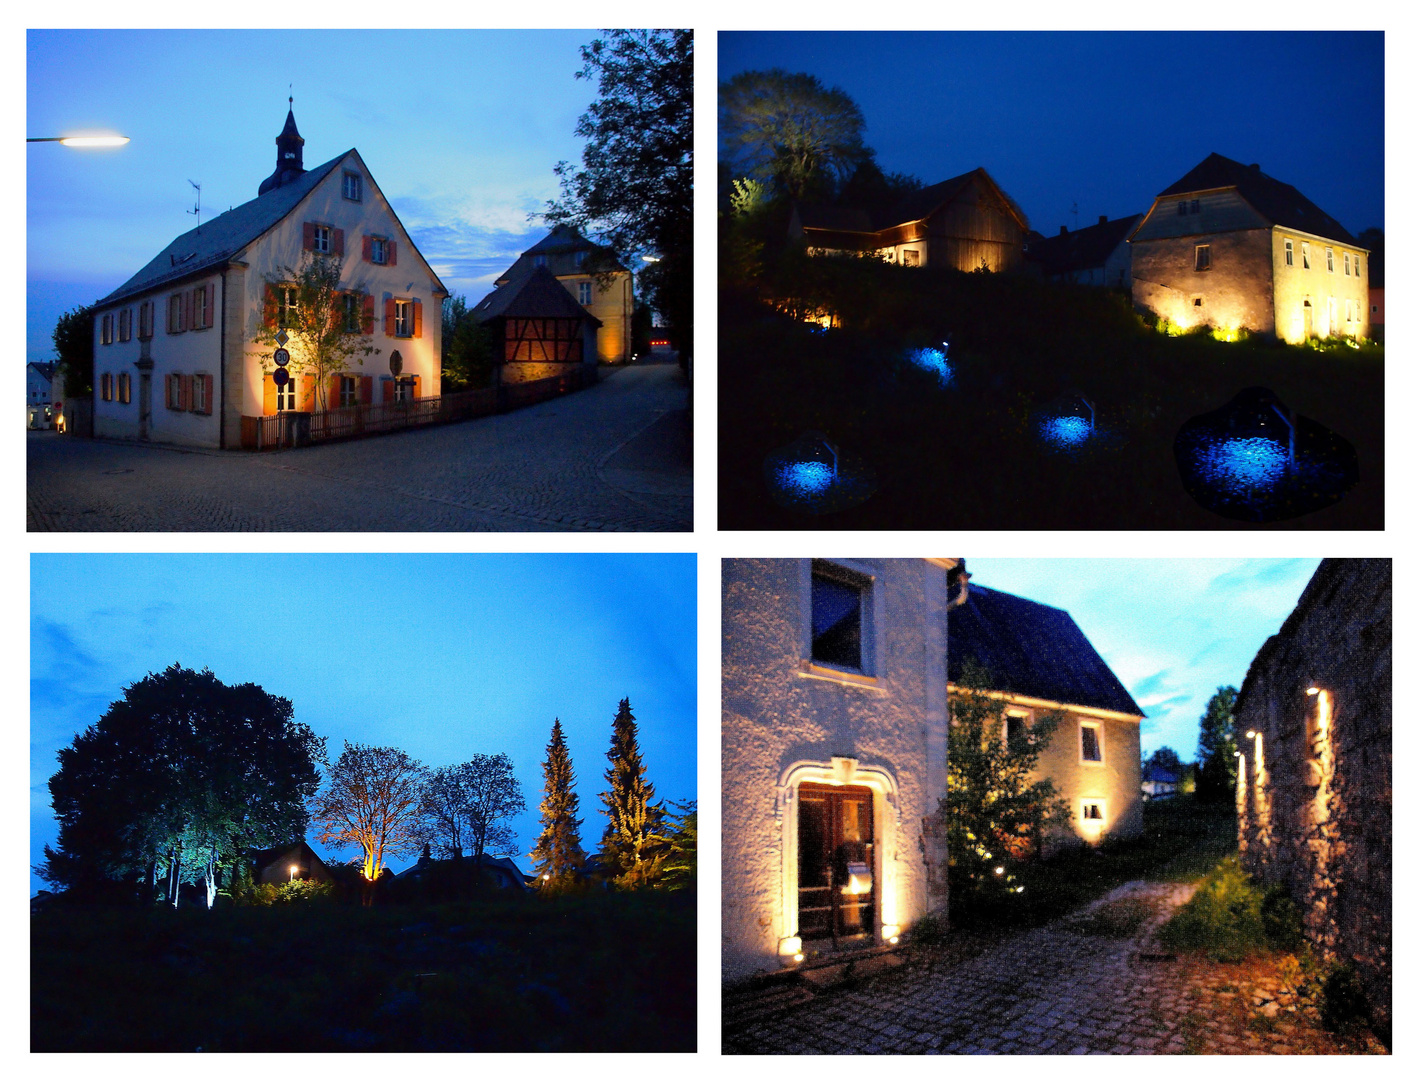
725 880 1385 1055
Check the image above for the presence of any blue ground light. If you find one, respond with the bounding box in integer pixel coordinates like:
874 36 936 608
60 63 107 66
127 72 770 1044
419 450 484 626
774 460 835 496
908 346 953 385
1196 437 1290 494
1039 415 1092 449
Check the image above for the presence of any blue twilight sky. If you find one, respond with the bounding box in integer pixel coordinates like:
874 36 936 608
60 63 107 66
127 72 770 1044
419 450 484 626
27 28 603 365
720 32 1384 239
30 554 696 898
963 558 1322 763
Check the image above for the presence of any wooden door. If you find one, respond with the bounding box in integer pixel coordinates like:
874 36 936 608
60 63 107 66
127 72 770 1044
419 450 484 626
797 783 875 944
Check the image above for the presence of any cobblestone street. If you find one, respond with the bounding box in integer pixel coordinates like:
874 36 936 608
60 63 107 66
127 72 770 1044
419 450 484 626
28 359 690 531
726 881 1386 1055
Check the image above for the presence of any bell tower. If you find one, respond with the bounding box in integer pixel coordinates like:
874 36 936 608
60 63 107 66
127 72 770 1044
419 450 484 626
257 97 306 196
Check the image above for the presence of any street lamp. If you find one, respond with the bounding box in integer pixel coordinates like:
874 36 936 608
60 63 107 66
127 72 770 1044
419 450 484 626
28 135 130 148
289 864 298 883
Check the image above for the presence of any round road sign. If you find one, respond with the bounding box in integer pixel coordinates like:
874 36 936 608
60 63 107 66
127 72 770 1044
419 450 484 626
273 348 290 367
272 367 290 387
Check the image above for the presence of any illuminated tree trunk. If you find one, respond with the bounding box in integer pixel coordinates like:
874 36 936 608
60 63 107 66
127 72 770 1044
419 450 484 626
167 848 181 908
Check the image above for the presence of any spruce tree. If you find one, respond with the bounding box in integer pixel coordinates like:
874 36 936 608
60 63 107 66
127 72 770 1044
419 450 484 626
599 697 662 887
529 719 585 892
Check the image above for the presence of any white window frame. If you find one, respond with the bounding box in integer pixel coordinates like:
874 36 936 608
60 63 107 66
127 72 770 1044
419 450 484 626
191 372 208 414
276 376 297 412
339 375 359 408
1079 720 1105 765
395 376 415 403
394 299 413 338
1194 244 1211 271
168 294 185 333
1301 241 1311 269
192 285 207 329
369 236 387 265
1284 238 1293 267
578 281 593 305
313 225 331 254
1326 247 1335 273
1344 252 1351 276
278 285 300 329
1354 255 1361 278
801 559 879 686
342 171 362 201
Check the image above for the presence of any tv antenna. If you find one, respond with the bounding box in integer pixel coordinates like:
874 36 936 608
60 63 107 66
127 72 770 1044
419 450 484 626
1070 200 1079 230
187 179 202 230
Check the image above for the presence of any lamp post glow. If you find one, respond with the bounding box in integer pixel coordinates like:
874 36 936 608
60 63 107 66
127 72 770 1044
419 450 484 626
28 135 130 148
289 864 298 882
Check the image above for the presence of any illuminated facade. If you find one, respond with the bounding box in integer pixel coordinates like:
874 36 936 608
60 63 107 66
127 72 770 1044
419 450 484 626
91 106 445 449
948 584 1145 849
1130 153 1369 343
789 168 1029 272
492 226 634 365
722 559 964 981
1234 559 1391 1034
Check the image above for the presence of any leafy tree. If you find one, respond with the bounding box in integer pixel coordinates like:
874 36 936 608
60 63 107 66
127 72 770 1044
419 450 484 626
837 154 924 220
441 293 495 391
253 253 380 411
945 663 1068 906
599 697 663 888
529 719 586 892
52 304 95 401
311 742 427 898
422 754 525 867
1195 686 1239 803
719 68 868 201
41 665 323 908
1355 227 1384 288
546 29 693 364
1144 746 1184 776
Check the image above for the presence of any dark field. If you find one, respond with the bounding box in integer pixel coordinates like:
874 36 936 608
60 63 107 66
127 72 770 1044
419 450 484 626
31 892 696 1052
718 263 1383 530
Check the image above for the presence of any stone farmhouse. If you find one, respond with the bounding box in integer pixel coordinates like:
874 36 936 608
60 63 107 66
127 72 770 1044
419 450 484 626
1130 153 1369 343
1234 558 1390 1034
90 105 446 449
789 167 1029 272
1026 213 1143 289
949 583 1145 849
721 558 1143 981
490 225 634 365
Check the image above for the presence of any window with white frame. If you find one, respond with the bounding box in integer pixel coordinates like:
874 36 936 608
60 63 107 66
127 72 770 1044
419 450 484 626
139 301 154 339
342 171 362 201
167 294 185 333
395 376 415 402
394 299 414 337
1344 252 1351 276
578 281 593 305
191 373 208 414
810 561 873 674
1079 721 1104 763
1326 247 1335 272
903 248 921 267
1301 241 1311 269
277 285 299 329
368 236 388 264
339 375 359 408
192 285 208 329
1194 244 1211 271
276 376 297 412
1354 255 1361 278
312 225 331 254
1284 239 1293 266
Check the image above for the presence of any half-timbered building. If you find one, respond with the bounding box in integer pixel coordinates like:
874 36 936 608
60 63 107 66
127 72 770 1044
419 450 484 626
472 264 601 384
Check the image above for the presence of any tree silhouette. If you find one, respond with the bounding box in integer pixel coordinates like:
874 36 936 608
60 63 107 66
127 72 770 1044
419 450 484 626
1195 686 1239 802
529 719 586 892
599 697 663 888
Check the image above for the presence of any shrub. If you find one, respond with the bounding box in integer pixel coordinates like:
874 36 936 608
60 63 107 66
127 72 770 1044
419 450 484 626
1259 887 1306 952
908 911 949 949
1157 856 1266 960
1318 964 1372 1035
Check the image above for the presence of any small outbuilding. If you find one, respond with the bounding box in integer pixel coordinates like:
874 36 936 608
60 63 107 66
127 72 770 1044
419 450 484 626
249 840 335 885
472 264 601 385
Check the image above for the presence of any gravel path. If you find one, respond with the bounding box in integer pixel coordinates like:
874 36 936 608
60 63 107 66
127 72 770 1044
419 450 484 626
28 359 690 532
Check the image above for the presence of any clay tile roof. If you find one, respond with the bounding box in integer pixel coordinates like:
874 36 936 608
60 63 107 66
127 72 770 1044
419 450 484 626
949 583 1144 716
1159 152 1358 246
471 263 602 325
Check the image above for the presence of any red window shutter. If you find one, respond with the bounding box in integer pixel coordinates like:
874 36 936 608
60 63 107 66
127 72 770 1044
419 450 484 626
362 235 372 262
204 285 214 328
330 374 342 407
303 222 315 251
387 240 397 266
333 228 344 257
382 378 394 403
385 297 396 336
360 376 373 404
264 373 276 416
203 374 214 414
413 298 423 337
411 374 421 400
165 375 173 409
263 285 278 329
298 375 315 411
363 293 375 335
184 290 194 331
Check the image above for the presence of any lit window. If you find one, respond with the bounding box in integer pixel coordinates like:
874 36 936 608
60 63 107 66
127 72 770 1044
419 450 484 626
394 300 414 337
277 286 300 329
1082 801 1104 821
811 562 871 673
1354 255 1361 278
1326 247 1335 272
312 225 330 254
119 372 131 404
1344 252 1351 276
342 172 362 201
1080 722 1103 763
276 376 297 412
1284 239 1293 267
578 281 593 305
1004 709 1030 751
1194 244 1211 271
1301 242 1311 269
902 248 921 267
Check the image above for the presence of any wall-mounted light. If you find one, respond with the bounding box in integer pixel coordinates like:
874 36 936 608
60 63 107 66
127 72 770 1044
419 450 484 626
1246 730 1257 739
1306 686 1320 696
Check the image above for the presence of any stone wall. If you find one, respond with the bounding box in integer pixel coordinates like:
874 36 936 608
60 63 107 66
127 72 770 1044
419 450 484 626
1234 559 1391 1029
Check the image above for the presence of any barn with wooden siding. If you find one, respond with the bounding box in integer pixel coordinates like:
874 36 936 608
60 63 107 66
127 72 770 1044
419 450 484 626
788 167 1030 273
472 264 602 385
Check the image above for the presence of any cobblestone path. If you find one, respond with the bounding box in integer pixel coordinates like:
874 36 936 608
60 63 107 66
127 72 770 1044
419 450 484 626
726 880 1385 1055
28 359 691 532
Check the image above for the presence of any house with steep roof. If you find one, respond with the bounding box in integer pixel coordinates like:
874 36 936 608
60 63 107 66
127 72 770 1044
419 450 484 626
27 361 57 428
472 264 601 384
250 839 335 886
1130 153 1369 343
788 167 1029 272
1026 213 1143 289
396 848 533 892
493 225 634 364
948 583 1145 847
90 104 446 449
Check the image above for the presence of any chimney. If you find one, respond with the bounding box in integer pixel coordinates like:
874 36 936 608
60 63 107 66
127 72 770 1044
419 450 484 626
1059 225 1068 235
1098 215 1108 224
1249 163 1261 171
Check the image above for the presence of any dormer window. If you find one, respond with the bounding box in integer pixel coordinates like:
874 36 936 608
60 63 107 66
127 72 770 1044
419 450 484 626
342 171 363 201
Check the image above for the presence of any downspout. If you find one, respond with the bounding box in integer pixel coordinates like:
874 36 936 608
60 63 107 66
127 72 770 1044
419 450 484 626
219 267 227 449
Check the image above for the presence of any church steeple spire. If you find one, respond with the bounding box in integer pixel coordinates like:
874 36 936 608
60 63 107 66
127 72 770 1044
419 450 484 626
258 96 307 196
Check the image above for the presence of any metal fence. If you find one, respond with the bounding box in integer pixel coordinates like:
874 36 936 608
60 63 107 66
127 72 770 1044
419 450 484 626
239 367 593 450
